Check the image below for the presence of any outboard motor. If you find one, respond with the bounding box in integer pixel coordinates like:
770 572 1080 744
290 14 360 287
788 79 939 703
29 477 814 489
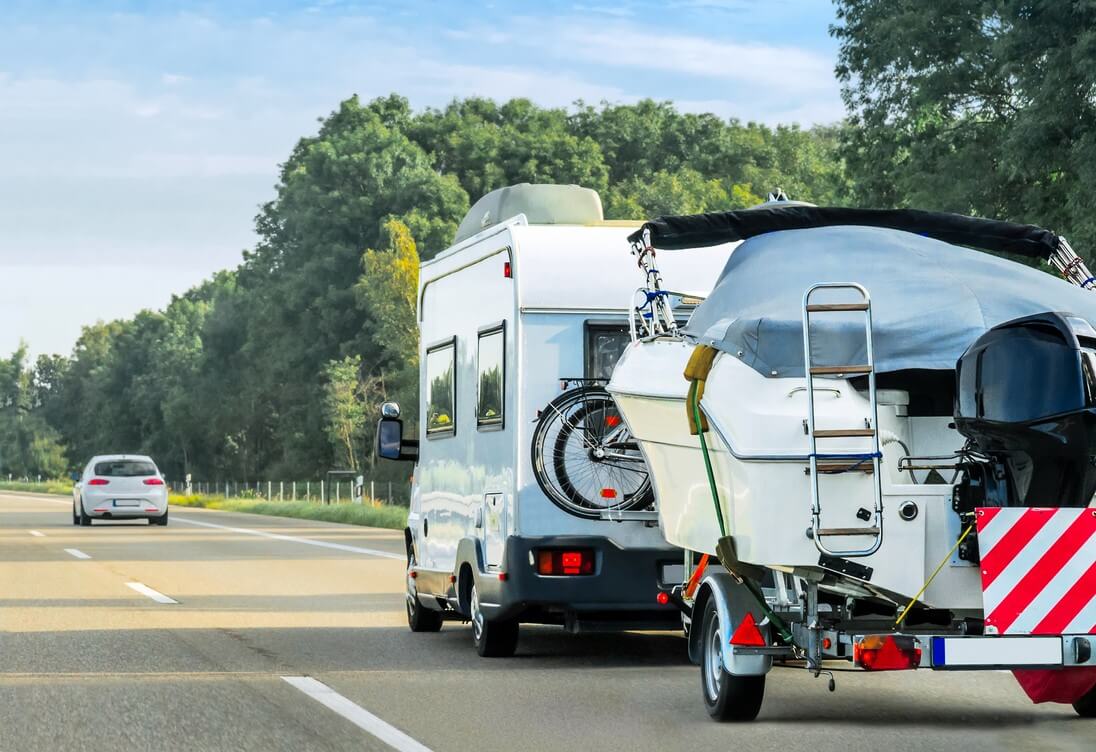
952 312 1096 560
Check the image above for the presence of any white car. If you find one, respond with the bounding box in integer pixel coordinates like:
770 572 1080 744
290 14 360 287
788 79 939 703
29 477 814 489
72 455 169 526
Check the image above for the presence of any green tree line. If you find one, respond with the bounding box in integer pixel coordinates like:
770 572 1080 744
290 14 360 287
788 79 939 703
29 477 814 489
5 1 1093 483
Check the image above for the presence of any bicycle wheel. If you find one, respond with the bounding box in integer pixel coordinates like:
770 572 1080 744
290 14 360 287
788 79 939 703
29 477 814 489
531 386 653 519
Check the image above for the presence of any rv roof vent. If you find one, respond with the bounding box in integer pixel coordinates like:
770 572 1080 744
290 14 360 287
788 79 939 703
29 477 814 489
453 183 603 244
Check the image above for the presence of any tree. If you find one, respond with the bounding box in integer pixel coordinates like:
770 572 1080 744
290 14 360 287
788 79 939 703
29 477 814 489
321 356 369 472
834 0 1096 255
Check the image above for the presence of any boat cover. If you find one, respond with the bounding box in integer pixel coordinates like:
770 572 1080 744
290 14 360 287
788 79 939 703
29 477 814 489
679 225 1096 377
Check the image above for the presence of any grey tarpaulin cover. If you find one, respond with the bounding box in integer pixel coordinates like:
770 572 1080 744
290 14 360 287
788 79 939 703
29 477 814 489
682 225 1096 377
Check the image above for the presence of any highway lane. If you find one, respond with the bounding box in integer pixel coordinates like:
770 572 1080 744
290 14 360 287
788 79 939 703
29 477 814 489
2 490 1093 752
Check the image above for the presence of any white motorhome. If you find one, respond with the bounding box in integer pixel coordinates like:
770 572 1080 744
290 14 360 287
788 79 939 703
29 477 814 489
377 184 732 656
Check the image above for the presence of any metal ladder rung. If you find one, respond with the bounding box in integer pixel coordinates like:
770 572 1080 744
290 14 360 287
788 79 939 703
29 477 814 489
805 303 870 312
813 428 876 438
817 527 882 537
809 364 872 376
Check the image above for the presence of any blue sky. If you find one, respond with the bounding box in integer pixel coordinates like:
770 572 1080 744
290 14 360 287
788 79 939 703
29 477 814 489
0 0 843 356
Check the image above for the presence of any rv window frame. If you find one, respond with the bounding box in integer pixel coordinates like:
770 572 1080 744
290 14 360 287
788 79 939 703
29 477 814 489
583 319 632 381
424 336 457 439
476 321 507 431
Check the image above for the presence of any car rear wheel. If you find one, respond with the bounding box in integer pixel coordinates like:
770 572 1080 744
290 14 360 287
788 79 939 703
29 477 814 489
151 509 169 526
79 502 92 527
470 581 518 657
699 597 765 722
72 504 79 526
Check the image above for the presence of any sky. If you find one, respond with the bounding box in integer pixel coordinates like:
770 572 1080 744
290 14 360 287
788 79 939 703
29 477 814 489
0 0 844 357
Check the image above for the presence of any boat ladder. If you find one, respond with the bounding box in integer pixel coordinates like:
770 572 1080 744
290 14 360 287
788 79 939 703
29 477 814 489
801 283 883 558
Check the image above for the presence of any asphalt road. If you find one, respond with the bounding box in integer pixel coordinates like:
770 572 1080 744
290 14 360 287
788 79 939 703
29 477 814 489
1 490 1092 752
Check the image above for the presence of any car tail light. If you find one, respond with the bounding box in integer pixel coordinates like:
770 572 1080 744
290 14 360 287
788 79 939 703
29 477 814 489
535 548 595 576
143 478 164 486
854 634 921 671
87 478 109 486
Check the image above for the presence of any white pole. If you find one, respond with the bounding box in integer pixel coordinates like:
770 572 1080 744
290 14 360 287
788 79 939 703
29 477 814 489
279 481 284 501
267 480 272 499
320 479 324 504
306 481 311 501
370 480 375 504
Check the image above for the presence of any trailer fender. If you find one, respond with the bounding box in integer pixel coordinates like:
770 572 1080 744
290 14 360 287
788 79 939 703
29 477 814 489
690 571 772 677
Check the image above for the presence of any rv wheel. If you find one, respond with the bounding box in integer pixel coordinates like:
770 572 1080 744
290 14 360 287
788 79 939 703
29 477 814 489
699 598 765 722
406 552 442 633
1074 683 1096 718
470 581 518 657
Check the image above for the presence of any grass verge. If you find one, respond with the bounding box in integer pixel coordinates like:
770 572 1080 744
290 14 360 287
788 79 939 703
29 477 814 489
0 480 73 495
168 494 408 530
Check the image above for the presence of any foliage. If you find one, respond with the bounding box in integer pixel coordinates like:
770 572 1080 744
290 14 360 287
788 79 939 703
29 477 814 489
169 493 408 530
0 95 848 482
833 0 1096 258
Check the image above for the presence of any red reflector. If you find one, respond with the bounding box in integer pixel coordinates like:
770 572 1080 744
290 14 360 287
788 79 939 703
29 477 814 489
600 488 617 499
822 637 833 650
93 508 108 513
503 261 512 278
729 612 767 647
409 570 418 579
656 591 670 606
87 478 109 486
605 414 621 428
854 635 921 671
498 572 508 581
535 548 595 576
449 575 457 583
143 478 164 486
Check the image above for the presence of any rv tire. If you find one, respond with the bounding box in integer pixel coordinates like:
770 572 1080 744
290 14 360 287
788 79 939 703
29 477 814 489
699 598 764 722
470 581 518 657
1074 683 1096 718
406 552 443 633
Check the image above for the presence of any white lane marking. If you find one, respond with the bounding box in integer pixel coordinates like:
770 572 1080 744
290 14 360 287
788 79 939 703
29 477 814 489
174 516 403 560
282 676 433 752
29 530 45 537
126 582 178 604
64 548 91 559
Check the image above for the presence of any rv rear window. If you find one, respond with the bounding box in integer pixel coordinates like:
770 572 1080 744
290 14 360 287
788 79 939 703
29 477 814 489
426 339 456 437
585 323 631 381
477 324 505 429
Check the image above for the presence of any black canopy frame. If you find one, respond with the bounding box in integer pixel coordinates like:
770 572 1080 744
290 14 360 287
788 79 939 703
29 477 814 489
627 206 1062 260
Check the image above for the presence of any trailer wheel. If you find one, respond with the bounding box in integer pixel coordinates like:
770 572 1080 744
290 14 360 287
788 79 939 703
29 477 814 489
470 581 518 657
1074 683 1096 718
406 551 442 633
699 597 765 722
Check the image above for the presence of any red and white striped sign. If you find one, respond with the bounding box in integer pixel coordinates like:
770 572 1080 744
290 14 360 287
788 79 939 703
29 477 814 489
976 506 1096 635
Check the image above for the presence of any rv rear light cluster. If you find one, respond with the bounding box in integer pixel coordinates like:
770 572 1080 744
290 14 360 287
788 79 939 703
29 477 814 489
535 548 595 576
87 478 110 486
853 634 921 671
143 478 164 486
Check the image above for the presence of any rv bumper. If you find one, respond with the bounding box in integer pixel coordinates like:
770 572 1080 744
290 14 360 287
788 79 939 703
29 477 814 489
476 535 681 630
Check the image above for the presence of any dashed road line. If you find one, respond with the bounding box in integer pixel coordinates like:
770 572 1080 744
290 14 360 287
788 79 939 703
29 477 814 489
64 548 91 559
126 582 178 604
174 516 403 560
282 676 433 752
29 530 45 537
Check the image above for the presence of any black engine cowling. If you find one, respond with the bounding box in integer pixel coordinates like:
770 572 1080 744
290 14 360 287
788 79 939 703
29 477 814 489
954 311 1096 510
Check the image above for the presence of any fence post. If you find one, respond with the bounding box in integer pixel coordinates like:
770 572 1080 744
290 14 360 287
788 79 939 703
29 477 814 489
320 479 324 504
292 481 296 501
279 481 284 501
370 480 375 504
306 481 311 502
388 481 392 504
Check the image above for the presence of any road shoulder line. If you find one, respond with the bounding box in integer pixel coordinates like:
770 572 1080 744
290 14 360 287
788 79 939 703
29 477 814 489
282 676 433 752
174 516 403 560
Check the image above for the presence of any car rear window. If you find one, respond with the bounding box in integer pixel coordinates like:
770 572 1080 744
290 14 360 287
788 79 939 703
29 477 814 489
93 460 157 477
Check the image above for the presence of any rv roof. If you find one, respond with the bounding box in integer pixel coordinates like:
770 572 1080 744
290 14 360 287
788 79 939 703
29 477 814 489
453 183 604 244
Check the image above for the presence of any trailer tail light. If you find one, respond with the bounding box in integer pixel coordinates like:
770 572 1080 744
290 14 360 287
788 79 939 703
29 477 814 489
729 612 767 646
535 548 595 576
656 591 670 605
605 414 621 428
87 478 109 486
854 634 921 671
143 478 164 486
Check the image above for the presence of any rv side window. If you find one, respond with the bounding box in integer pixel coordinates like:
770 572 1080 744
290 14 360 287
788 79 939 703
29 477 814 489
477 323 505 429
585 323 631 381
425 338 456 437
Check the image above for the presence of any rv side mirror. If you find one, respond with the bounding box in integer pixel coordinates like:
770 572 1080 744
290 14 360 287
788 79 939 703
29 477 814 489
377 416 418 462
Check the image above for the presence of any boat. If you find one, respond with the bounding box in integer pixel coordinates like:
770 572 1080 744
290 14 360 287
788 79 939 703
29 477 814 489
603 200 1096 720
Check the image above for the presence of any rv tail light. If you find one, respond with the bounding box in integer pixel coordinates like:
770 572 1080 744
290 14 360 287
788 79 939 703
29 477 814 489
600 488 617 499
87 478 109 486
605 414 621 428
143 478 164 486
535 548 595 576
503 261 512 278
498 572 508 582
853 634 921 671
729 612 767 647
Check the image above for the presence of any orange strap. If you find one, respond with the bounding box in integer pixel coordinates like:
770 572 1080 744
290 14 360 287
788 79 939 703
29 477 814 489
684 553 710 599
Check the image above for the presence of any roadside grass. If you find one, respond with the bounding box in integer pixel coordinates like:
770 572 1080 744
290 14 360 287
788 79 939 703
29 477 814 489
0 480 73 495
168 493 408 530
